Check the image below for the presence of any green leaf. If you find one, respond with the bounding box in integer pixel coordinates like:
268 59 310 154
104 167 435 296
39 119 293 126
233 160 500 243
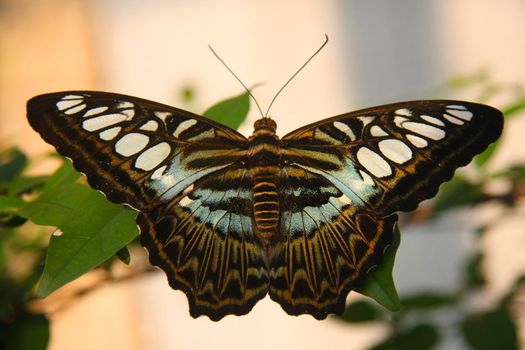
0 196 25 212
433 175 483 213
0 148 28 183
115 245 131 265
355 225 401 311
0 312 49 350
41 159 82 192
180 85 196 103
401 292 457 311
18 183 138 297
203 91 250 130
0 196 26 226
370 323 440 350
501 98 525 118
7 176 48 196
491 163 525 180
337 300 385 323
461 308 518 350
464 251 486 288
474 139 500 168
446 71 488 89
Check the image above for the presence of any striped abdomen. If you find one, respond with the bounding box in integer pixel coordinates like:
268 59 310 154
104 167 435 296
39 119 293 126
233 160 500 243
248 118 280 241
252 165 280 240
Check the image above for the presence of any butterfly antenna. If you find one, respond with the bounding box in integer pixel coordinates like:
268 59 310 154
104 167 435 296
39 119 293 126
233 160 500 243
208 45 265 119
264 34 329 118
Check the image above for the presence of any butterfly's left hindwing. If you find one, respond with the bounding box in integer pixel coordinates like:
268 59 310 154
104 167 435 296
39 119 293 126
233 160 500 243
269 165 396 318
281 100 503 216
27 91 248 210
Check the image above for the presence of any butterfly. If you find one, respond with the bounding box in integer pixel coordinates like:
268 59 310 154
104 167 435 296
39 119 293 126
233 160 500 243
27 91 503 320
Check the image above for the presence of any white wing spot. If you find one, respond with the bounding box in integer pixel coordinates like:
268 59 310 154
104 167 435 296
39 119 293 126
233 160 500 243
115 133 150 156
446 109 473 121
447 104 467 110
117 102 134 109
99 127 122 140
395 108 412 117
83 106 109 117
154 111 171 122
179 196 193 207
359 170 375 185
443 113 465 125
82 113 127 131
62 94 84 100
421 115 445 126
121 108 135 119
333 121 356 141
173 119 197 137
134 142 171 171
314 129 342 144
187 129 215 141
402 122 445 140
379 139 413 164
338 194 352 205
370 125 389 137
358 116 375 126
139 120 159 131
394 116 409 128
150 165 167 180
56 99 82 111
63 103 87 115
356 147 392 178
406 134 428 148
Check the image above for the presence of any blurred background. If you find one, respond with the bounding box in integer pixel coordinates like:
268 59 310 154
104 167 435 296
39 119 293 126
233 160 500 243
1 0 524 349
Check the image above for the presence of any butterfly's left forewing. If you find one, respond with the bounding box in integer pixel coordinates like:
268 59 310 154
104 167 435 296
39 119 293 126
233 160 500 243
269 165 396 318
281 100 503 216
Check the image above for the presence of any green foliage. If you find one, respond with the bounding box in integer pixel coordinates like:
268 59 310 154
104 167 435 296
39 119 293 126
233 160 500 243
337 300 385 323
432 175 484 213
400 292 458 311
464 251 486 288
20 181 138 297
461 308 517 350
1 150 49 350
370 323 440 350
115 246 131 265
0 148 28 183
203 91 250 129
355 226 401 311
0 312 49 350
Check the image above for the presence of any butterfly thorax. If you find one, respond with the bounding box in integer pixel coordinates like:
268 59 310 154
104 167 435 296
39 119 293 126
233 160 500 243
248 118 281 242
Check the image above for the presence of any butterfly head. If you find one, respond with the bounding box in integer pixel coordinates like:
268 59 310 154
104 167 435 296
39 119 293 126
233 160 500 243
253 117 277 133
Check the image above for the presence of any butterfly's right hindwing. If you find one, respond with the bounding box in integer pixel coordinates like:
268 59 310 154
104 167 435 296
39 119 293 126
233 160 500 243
138 164 269 320
281 100 503 216
27 91 248 210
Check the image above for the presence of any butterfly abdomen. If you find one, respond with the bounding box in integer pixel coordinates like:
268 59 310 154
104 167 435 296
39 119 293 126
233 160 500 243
252 165 280 240
249 118 281 241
